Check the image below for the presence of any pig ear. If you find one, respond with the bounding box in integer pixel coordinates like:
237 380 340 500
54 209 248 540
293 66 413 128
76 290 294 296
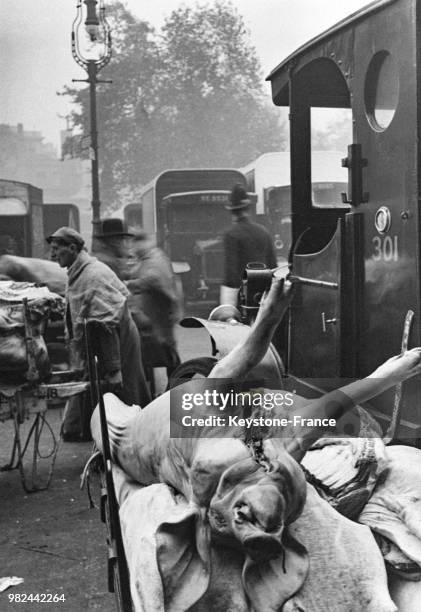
242 531 308 612
156 507 211 612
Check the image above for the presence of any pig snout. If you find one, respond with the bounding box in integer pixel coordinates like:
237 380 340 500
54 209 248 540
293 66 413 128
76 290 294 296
209 481 286 561
233 484 285 532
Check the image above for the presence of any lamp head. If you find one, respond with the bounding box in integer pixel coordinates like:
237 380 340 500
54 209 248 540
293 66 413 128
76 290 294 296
84 0 99 42
72 0 111 68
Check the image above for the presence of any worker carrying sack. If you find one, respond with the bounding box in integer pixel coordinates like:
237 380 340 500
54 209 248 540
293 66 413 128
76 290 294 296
0 281 64 385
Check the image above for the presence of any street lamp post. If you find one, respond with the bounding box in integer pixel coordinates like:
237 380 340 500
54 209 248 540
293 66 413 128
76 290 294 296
71 0 112 237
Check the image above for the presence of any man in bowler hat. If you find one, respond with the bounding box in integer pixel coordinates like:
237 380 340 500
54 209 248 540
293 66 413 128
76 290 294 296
220 184 277 306
94 217 134 279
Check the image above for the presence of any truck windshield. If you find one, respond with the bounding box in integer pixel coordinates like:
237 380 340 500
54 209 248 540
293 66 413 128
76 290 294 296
167 202 228 234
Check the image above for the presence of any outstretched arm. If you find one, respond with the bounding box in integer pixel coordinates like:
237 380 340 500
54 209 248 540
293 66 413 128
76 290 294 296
285 347 421 459
210 278 293 380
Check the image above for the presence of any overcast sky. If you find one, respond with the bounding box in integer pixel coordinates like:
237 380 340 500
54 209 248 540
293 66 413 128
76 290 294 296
0 0 369 152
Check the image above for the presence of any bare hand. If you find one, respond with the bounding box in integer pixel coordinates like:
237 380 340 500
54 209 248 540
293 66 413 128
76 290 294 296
370 347 421 384
257 277 295 325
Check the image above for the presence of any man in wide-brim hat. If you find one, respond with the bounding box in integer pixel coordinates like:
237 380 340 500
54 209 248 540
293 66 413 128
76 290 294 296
220 184 277 306
94 218 134 278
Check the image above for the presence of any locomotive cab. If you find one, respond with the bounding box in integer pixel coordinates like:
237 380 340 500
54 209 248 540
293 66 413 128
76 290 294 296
268 0 421 437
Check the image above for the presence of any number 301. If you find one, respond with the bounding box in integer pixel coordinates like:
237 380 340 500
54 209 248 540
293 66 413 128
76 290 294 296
372 235 398 262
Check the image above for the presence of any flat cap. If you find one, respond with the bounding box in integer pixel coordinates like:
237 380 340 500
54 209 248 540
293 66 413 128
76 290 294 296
46 226 85 248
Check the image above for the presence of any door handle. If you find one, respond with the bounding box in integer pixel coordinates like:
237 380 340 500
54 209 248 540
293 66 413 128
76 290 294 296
321 312 337 333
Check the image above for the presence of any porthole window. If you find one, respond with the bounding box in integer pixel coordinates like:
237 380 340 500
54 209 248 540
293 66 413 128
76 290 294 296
365 51 399 131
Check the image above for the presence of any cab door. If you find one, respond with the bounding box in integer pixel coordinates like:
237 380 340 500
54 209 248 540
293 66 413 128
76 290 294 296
289 220 342 379
286 55 352 382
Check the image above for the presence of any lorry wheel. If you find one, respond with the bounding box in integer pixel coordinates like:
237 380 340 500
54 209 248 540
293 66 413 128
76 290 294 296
168 357 217 389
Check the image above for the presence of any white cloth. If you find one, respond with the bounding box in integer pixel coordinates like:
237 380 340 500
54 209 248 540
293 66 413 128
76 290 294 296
114 470 395 612
359 445 421 566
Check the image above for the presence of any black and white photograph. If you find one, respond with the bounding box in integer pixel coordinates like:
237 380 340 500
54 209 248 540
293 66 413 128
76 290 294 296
2 0 421 610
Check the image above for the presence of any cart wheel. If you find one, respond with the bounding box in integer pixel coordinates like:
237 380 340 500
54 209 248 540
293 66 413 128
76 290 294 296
168 357 217 389
7 411 59 493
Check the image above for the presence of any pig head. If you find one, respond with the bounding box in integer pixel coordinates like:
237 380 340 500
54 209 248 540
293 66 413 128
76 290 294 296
155 449 309 612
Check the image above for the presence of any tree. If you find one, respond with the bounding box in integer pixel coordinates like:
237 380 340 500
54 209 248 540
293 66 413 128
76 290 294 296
311 109 353 153
63 1 285 210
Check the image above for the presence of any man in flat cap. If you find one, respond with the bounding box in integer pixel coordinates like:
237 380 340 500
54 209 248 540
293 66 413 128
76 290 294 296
220 184 277 306
47 227 151 440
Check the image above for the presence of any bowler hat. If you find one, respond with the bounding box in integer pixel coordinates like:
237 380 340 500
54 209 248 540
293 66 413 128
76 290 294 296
95 218 134 238
225 183 251 210
46 226 85 248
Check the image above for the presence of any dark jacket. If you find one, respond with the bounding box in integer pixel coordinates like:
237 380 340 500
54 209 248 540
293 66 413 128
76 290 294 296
223 217 277 288
126 247 181 350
